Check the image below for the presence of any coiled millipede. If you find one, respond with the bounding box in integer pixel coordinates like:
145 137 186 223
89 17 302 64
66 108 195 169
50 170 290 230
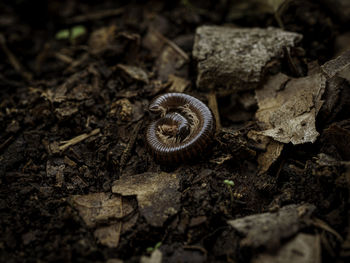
146 93 216 164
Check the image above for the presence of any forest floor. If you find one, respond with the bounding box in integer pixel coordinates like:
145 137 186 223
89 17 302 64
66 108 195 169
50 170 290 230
1 0 350 262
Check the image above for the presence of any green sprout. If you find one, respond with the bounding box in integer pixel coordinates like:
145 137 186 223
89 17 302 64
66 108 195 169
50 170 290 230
223 179 235 204
223 179 235 187
55 29 70 40
55 25 86 43
146 241 162 253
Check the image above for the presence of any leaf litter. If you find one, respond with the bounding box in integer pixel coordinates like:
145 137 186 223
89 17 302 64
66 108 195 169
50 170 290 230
1 1 350 262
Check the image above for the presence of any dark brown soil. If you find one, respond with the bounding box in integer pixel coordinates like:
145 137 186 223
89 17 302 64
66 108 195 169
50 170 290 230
0 0 349 262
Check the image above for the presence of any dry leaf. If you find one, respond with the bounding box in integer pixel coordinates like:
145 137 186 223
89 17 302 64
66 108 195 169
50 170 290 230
94 223 122 248
112 172 180 227
256 73 326 144
321 50 350 82
167 74 190 93
88 25 117 55
247 130 283 174
70 192 133 228
228 204 315 249
116 64 149 84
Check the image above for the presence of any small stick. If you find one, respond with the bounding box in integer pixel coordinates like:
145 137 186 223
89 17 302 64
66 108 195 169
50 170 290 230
152 30 189 62
59 128 100 151
207 91 221 133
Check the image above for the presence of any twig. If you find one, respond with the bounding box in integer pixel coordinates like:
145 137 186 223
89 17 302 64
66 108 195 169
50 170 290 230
152 30 189 62
54 52 74 64
59 128 100 151
312 217 344 242
207 91 221 133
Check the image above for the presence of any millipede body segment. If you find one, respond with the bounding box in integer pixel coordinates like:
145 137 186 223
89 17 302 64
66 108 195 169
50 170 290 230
146 93 216 164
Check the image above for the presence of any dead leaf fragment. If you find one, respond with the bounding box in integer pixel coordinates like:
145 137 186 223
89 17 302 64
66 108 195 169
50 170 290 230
116 64 149 84
70 192 133 228
157 45 188 82
112 172 180 227
256 73 326 144
88 25 117 55
167 74 190 93
228 204 315 249
248 130 284 174
94 223 122 248
143 30 188 82
321 50 350 82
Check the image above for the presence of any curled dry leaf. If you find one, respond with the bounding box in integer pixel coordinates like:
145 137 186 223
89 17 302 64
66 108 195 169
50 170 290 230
255 73 326 144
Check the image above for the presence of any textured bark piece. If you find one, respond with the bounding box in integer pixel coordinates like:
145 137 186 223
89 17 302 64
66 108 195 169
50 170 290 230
193 26 302 91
